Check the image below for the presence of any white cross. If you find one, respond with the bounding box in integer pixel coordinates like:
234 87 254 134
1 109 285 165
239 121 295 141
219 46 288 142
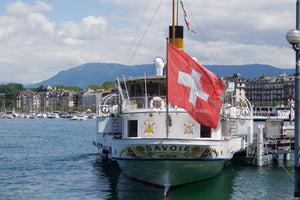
178 69 209 107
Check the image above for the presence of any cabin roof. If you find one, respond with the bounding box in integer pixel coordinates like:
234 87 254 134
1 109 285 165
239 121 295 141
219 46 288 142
121 75 166 83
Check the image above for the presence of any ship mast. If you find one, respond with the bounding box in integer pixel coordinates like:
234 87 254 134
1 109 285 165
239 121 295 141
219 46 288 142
166 0 184 138
171 0 175 46
169 0 184 51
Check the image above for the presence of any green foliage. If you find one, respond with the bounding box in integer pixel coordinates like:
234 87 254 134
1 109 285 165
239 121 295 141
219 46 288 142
53 85 81 91
102 81 114 89
85 82 114 90
1 81 113 111
0 83 24 98
0 83 24 108
86 85 103 90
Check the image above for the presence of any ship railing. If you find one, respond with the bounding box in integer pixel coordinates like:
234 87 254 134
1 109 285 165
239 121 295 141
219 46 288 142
122 96 183 112
123 96 167 111
222 95 253 119
98 95 184 115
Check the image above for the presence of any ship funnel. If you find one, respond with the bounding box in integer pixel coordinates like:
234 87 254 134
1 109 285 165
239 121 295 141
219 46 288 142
169 25 184 51
154 57 165 76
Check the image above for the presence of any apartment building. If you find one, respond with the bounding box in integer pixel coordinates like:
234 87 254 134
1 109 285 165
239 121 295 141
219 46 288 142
246 74 295 106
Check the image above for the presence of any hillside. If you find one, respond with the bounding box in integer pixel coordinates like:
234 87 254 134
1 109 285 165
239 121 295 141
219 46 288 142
25 63 294 89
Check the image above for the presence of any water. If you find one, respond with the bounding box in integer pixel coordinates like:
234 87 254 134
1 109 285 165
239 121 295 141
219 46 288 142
0 118 294 199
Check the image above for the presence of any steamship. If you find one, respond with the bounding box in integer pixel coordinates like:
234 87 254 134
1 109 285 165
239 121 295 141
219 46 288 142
93 1 253 196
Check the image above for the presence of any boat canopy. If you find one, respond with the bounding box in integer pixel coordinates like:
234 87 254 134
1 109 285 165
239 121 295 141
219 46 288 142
120 76 166 97
117 76 169 111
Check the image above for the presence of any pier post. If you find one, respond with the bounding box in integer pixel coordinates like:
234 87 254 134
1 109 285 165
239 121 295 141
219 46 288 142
286 1 300 197
295 0 300 197
257 125 264 167
247 125 253 144
284 152 290 161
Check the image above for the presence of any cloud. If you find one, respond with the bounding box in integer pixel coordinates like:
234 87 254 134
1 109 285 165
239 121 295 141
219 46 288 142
27 12 55 35
5 0 53 16
0 0 296 84
82 16 107 28
79 16 108 38
57 16 108 42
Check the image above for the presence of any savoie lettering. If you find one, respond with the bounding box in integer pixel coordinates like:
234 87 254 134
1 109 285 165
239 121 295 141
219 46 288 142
145 145 190 152
119 145 217 159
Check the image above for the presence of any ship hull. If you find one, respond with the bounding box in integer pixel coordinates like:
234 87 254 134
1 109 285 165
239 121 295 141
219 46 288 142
117 158 226 188
111 139 237 188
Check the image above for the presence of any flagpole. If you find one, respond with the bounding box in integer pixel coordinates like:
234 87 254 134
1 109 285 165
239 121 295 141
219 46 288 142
172 0 175 45
176 0 178 25
166 37 169 138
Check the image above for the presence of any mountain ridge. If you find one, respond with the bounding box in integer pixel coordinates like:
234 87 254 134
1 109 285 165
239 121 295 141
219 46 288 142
25 63 294 89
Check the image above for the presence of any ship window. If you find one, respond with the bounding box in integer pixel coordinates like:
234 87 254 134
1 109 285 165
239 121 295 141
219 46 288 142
127 120 138 137
200 125 211 138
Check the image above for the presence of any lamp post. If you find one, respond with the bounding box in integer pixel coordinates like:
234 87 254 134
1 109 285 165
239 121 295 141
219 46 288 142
286 1 300 197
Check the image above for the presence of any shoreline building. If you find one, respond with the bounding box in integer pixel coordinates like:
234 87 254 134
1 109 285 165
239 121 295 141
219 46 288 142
222 73 248 104
246 74 295 107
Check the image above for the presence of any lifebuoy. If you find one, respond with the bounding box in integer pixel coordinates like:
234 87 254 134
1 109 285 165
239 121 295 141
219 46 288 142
150 97 165 110
101 105 110 114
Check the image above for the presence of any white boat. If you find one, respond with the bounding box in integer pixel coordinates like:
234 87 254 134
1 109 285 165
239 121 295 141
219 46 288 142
47 113 59 119
88 114 96 119
93 2 253 196
70 115 88 121
37 113 47 118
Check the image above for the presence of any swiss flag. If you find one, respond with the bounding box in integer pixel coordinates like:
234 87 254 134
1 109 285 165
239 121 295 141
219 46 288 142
167 43 225 129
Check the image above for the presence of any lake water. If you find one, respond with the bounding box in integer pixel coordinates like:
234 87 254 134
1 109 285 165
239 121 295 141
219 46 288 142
0 118 294 199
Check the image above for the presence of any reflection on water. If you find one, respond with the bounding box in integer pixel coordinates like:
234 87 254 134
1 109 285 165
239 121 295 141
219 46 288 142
93 156 294 200
166 168 235 200
93 157 236 200
0 119 293 199
92 157 121 200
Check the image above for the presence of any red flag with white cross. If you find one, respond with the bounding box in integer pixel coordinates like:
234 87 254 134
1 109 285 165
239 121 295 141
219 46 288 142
167 43 225 129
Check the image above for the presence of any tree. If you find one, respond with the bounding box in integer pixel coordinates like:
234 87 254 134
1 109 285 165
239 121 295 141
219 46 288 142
86 85 103 90
39 85 47 91
102 81 114 89
53 85 81 91
0 83 24 108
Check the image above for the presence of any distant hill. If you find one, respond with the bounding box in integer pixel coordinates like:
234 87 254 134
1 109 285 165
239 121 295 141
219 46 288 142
25 63 294 89
206 64 294 80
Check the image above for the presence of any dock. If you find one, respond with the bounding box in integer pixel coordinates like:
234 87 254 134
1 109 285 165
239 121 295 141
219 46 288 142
246 120 294 167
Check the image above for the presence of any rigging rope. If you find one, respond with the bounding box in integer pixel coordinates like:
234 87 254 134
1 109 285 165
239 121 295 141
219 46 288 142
184 1 220 65
125 0 151 65
127 0 163 65
272 152 294 182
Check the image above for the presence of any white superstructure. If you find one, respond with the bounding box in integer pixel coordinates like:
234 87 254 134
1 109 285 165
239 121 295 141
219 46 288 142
94 75 253 195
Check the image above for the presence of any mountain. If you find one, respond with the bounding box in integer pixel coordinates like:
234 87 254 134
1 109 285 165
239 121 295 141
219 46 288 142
206 64 294 80
25 63 294 89
26 63 155 89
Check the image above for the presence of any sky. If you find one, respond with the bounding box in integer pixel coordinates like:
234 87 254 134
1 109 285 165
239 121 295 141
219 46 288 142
0 0 297 84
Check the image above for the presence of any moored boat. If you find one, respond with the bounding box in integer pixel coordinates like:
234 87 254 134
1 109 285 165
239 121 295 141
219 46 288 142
94 75 252 194
93 1 253 196
47 113 59 119
70 114 88 121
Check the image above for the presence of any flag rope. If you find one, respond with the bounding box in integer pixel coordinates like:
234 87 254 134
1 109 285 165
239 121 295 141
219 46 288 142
180 0 196 33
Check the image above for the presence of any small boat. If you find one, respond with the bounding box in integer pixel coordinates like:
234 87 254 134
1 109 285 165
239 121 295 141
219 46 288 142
47 113 59 119
6 114 15 119
70 115 88 121
37 113 47 118
60 112 68 118
30 114 37 119
6 111 18 119
93 1 253 196
88 114 96 119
